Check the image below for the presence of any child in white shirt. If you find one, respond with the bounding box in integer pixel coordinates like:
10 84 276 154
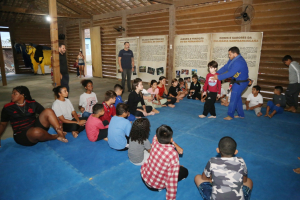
79 80 98 118
243 85 263 116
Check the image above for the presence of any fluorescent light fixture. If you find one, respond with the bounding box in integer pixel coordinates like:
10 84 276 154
46 16 51 22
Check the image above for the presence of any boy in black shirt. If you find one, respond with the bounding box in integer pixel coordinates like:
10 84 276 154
168 78 185 103
265 86 286 118
187 75 201 100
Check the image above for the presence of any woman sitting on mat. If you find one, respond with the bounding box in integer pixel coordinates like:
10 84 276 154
127 78 156 117
52 86 87 138
0 86 68 147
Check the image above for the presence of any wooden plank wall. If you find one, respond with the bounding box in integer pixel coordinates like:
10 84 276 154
66 23 80 73
176 0 243 34
251 0 300 104
12 25 51 74
127 9 170 82
93 17 122 78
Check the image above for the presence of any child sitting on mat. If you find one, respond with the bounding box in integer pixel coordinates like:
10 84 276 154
114 84 135 122
188 74 201 100
178 78 189 97
52 86 87 138
128 118 151 165
169 78 185 103
194 136 253 200
265 86 286 118
100 90 117 123
127 78 156 117
108 103 132 151
86 104 109 142
243 85 263 117
141 125 188 200
79 80 98 118
146 80 168 108
221 84 231 107
199 61 221 119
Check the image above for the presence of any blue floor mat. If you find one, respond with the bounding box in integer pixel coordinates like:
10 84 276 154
1 98 300 200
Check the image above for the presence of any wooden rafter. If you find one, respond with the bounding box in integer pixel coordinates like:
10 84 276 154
98 0 116 13
57 0 92 16
0 5 91 18
148 0 173 5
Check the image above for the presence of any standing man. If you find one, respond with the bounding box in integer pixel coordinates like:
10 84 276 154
118 42 134 92
211 47 249 120
59 44 69 92
282 55 300 113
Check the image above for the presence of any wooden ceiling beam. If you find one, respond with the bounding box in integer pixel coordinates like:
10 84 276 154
0 5 91 18
173 0 219 7
148 0 173 5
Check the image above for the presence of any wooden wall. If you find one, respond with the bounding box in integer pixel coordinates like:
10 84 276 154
176 0 242 34
127 9 170 82
251 0 300 102
65 23 80 73
93 17 122 78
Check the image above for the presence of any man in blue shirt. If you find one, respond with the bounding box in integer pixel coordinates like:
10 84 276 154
211 47 249 120
118 42 134 92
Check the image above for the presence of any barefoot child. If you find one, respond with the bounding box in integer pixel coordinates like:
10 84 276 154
188 74 201 100
147 80 168 108
52 86 87 138
128 118 151 165
194 136 253 200
199 61 221 119
169 78 185 102
178 78 189 96
243 85 263 117
100 90 117 123
157 76 176 108
127 78 156 117
86 104 109 142
141 125 188 200
265 86 286 118
79 80 98 118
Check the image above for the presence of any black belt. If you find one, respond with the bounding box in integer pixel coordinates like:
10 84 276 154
230 78 249 85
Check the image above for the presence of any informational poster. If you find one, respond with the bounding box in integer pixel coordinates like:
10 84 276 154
138 35 168 82
116 37 139 80
212 32 263 97
174 34 211 84
174 32 263 97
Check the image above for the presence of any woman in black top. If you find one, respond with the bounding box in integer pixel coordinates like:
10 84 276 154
127 78 155 117
0 86 68 146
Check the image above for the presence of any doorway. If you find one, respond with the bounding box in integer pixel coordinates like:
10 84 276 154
1 31 15 75
82 28 92 77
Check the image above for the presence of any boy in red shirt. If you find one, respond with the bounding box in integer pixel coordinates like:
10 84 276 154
199 61 221 118
100 90 117 123
86 104 109 142
141 125 188 200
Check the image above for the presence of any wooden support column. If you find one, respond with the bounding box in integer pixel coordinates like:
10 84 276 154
241 0 253 32
49 0 60 86
168 5 175 85
122 12 127 37
0 34 7 86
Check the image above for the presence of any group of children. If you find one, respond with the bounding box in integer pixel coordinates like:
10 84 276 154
47 59 292 200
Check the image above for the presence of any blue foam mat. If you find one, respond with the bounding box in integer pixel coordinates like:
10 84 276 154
1 98 300 200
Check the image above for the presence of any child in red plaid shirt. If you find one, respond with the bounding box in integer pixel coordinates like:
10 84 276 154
141 125 188 200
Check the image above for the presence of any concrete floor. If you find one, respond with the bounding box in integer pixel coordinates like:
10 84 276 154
0 73 135 140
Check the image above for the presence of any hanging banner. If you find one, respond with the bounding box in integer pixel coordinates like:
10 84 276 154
174 34 211 84
116 37 139 80
211 32 263 97
138 35 168 83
